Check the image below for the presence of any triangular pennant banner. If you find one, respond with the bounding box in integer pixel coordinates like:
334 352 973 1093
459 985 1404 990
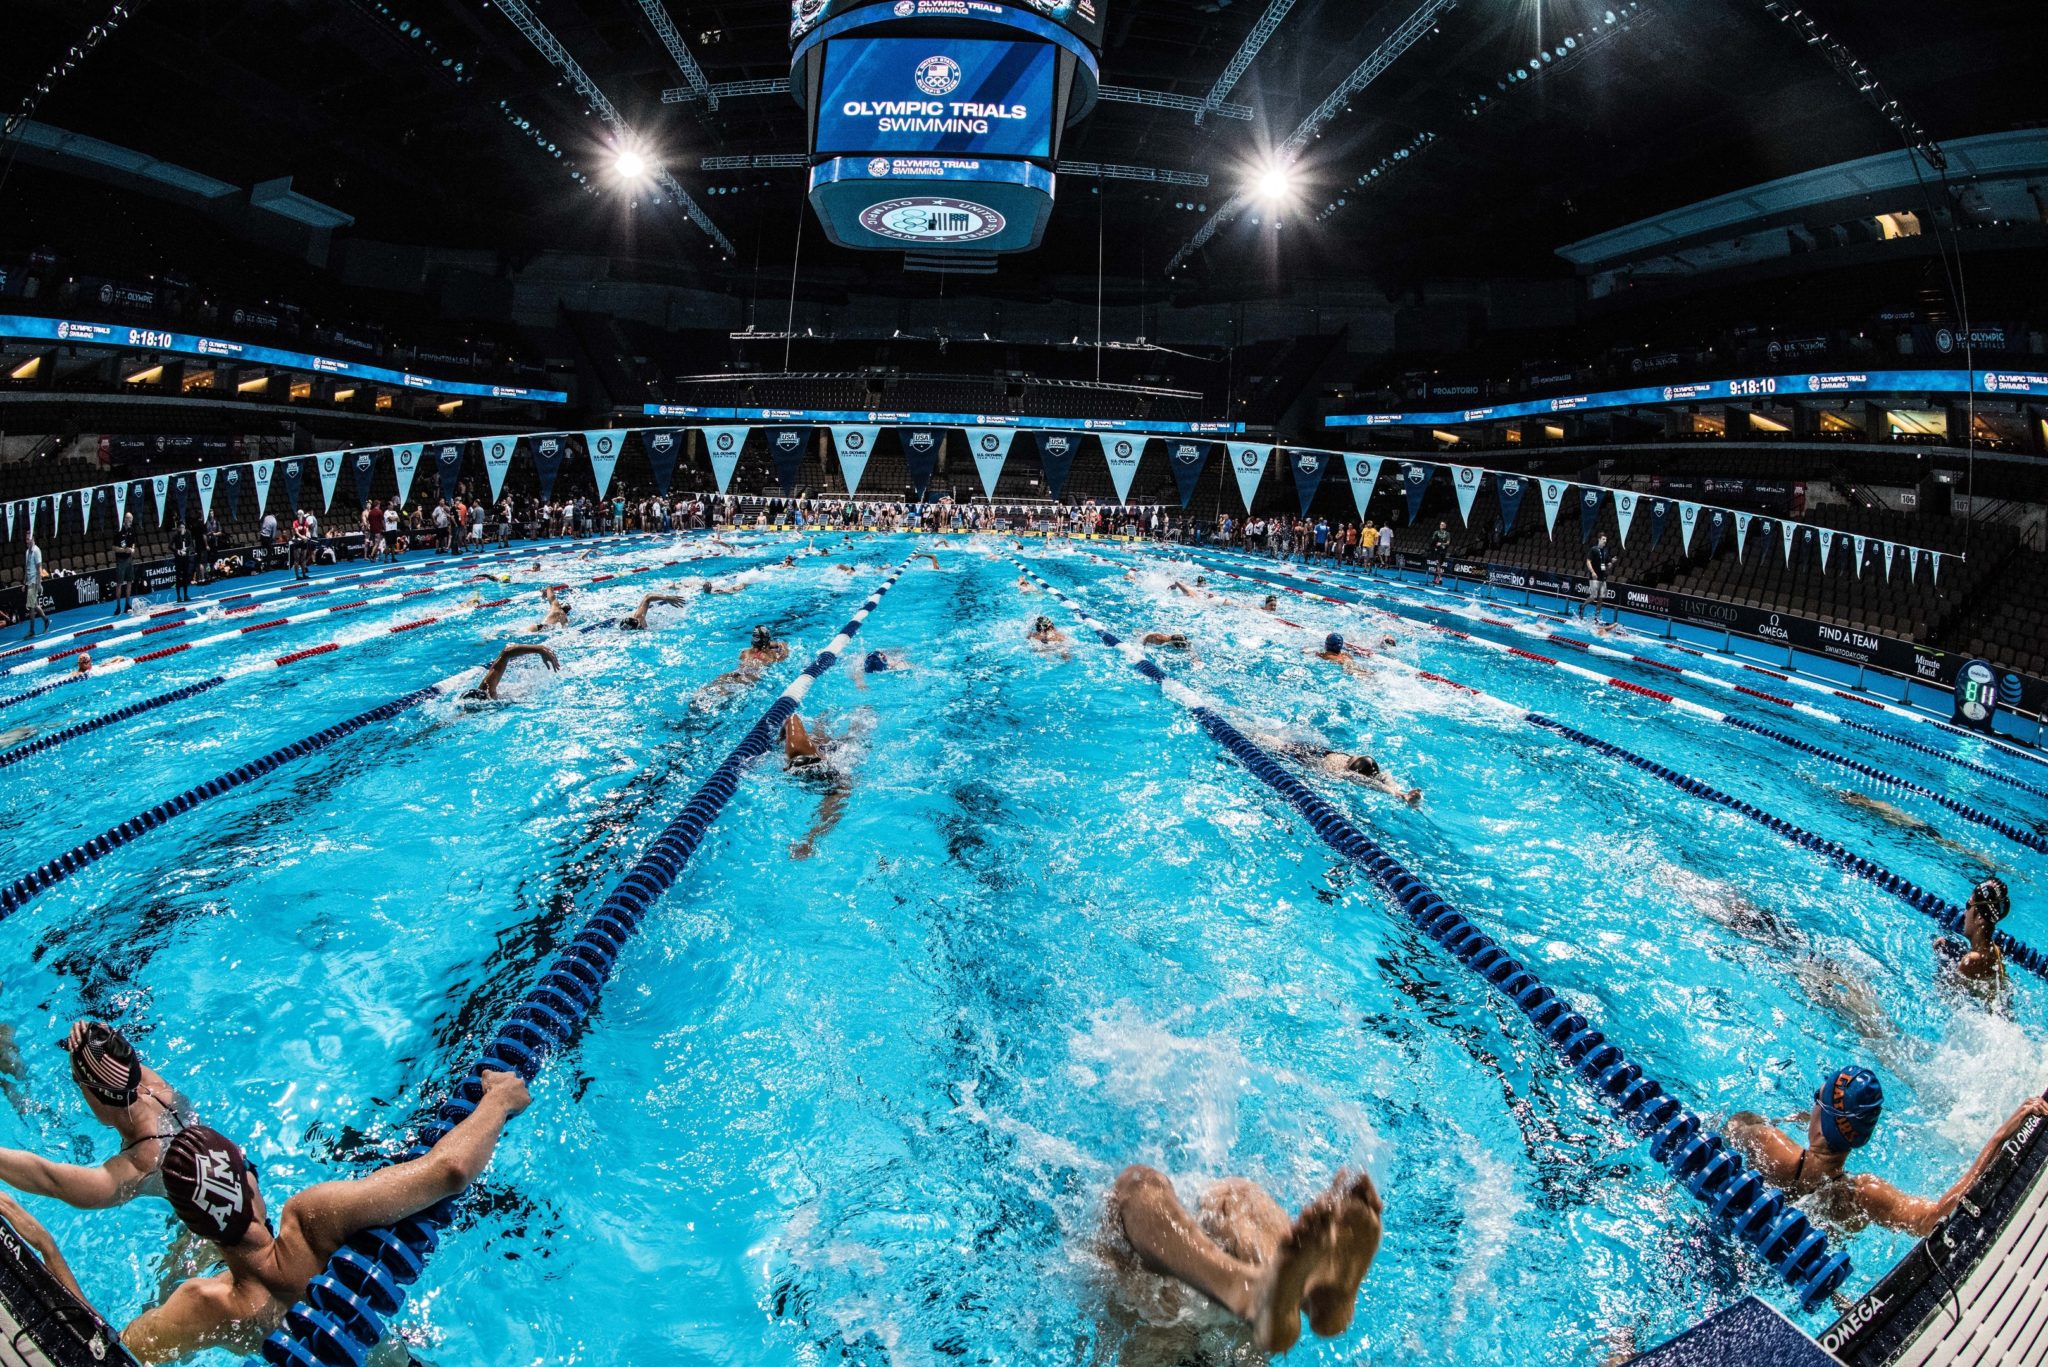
1614 491 1638 546
829 425 880 497
1852 535 1866 578
431 445 463 503
1451 465 1483 527
703 427 749 494
1497 474 1528 533
1228 443 1273 512
967 427 1017 501
2 501 11 542
761 427 810 495
1289 449 1330 517
1818 530 1833 573
1402 463 1432 523
220 466 244 520
530 436 567 501
1540 479 1568 538
1780 522 1796 568
1734 512 1754 562
1708 510 1726 558
150 475 170 527
1880 541 1892 582
81 485 97 535
1649 499 1668 548
171 474 189 527
1032 431 1079 498
1906 545 1921 585
1579 488 1602 544
316 451 341 511
481 436 517 501
249 460 273 517
641 430 684 496
1166 440 1213 509
351 451 376 508
1103 436 1143 505
284 458 307 514
899 428 942 501
390 445 422 508
1930 551 1941 587
1679 501 1699 554
582 431 622 500
1345 455 1384 521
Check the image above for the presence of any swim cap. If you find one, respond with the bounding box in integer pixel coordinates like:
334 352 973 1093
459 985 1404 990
1035 616 1054 632
864 651 889 674
1325 633 1344 655
1815 1066 1883 1151
63 1021 141 1107
1971 877 2011 924
751 625 772 648
1346 755 1382 778
162 1127 256 1245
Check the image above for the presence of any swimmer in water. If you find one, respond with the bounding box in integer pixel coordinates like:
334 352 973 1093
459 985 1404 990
1028 615 1068 648
1307 633 1373 680
699 577 744 595
696 627 789 701
1934 876 2013 1003
617 593 692 632
852 650 910 690
1102 1164 1383 1355
1727 1067 2048 1236
1141 631 1200 661
0 1022 199 1212
0 724 37 751
914 554 940 570
527 587 571 632
1260 733 1421 804
781 712 853 860
464 643 559 702
1017 576 1038 594
1836 791 1997 873
1261 595 1280 613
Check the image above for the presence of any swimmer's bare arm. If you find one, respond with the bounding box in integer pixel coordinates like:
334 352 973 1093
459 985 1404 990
1857 1097 2048 1237
120 1276 248 1364
0 1143 153 1208
478 644 560 700
0 1192 86 1303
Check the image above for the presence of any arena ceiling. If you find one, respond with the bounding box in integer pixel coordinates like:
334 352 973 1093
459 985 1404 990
2 0 2043 299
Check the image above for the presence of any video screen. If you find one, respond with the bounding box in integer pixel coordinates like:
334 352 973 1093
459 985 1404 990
793 1 1103 50
815 36 1056 158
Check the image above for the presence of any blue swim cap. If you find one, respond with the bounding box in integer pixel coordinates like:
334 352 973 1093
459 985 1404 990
863 651 889 674
1815 1066 1883 1151
1325 633 1344 655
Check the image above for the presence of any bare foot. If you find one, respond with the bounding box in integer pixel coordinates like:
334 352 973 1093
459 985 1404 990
1304 1173 1385 1338
1251 1196 1335 1353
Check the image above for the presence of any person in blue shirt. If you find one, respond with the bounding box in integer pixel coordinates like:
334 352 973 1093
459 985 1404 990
1312 520 1330 557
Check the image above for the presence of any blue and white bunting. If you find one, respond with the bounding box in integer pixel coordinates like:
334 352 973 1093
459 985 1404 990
1451 465 1483 526
1227 443 1272 512
80 486 95 534
531 436 567 501
1032 431 1079 498
641 430 683 495
967 427 1016 501
1930 551 1942 587
582 431 623 500
1345 454 1383 521
1650 498 1670 548
1540 479 1568 538
1103 436 1143 505
703 426 749 494
316 451 342 511
1734 512 1754 561
830 425 881 497
390 444 423 507
1402 463 1431 523
1166 440 1213 508
1578 487 1601 544
1497 474 1527 532
1679 501 1699 553
250 460 274 517
351 451 375 508
481 436 517 500
1818 529 1832 573
1851 535 1866 578
1708 510 1727 558
1614 490 1638 546
900 429 943 501
431 445 462 503
151 475 170 527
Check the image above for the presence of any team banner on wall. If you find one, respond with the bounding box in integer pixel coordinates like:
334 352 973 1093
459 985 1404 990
1614 490 1639 546
761 427 810 495
900 428 942 501
531 435 567 500
481 436 517 501
641 430 683 495
1284 449 1326 517
80 486 97 534
1032 431 1079 497
283 458 306 514
703 426 749 494
1402 463 1431 523
391 444 422 508
829 425 880 496
1818 529 1834 573
221 466 244 520
1166 439 1212 508
1345 454 1383 521
150 475 169 527
1851 535 1867 578
1102 437 1142 504
1228 443 1272 512
967 427 1016 501
582 430 623 500
351 452 375 508
172 474 189 526
1540 479 1567 537
1579 488 1601 544
431 444 462 502
1451 465 1482 526
250 460 273 517
1496 474 1528 533
1734 512 1754 561
315 452 340 511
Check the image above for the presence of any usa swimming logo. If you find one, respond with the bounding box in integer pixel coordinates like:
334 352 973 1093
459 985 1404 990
1299 456 1321 474
909 433 936 452
1502 478 1522 497
915 55 962 97
652 434 674 453
355 454 372 472
1173 444 1199 463
777 432 802 451
1045 436 1071 455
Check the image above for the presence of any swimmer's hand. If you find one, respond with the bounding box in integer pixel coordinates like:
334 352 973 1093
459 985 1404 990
477 1069 532 1117
1404 788 1423 805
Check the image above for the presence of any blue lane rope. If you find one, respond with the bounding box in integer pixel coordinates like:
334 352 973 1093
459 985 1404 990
1525 716 2048 980
253 556 915 1367
1193 547 2048 802
0 685 448 921
0 677 227 771
0 671 89 715
1006 553 1852 1313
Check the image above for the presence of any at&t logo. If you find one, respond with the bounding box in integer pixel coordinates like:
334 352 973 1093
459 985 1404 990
915 55 962 97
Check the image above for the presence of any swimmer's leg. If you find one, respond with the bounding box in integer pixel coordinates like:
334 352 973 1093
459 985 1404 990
1111 1166 1264 1321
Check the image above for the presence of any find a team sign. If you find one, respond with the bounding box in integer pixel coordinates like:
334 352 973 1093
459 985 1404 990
817 37 1054 158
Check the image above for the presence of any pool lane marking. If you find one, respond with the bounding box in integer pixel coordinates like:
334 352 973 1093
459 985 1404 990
253 555 921 1367
1005 551 1854 1310
1182 550 2048 811
1185 562 2046 855
1193 547 2048 786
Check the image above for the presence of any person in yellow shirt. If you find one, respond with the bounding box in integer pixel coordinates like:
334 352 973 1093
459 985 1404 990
1358 522 1379 575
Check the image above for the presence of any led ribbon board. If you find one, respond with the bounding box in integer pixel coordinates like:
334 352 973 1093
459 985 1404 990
638 405 1241 436
793 0 1104 48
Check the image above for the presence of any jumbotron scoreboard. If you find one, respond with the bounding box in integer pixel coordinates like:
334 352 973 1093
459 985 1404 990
790 1 1102 258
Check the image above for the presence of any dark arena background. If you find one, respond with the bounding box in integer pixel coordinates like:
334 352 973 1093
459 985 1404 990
1 3 2047 1365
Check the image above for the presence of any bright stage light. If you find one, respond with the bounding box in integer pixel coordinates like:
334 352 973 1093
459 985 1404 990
615 149 649 182
1254 163 1294 204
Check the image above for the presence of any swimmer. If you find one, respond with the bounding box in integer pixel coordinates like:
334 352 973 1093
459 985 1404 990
463 643 559 702
781 712 853 860
835 563 858 575
1836 791 1997 873
1262 734 1421 804
699 578 744 595
1028 615 1070 649
0 725 36 751
1727 1067 2048 1237
527 587 571 632
1103 1164 1383 1355
1018 576 1038 594
1261 595 1280 613
914 553 940 570
1307 633 1372 680
76 651 94 674
0 1021 199 1211
1934 876 2013 1003
853 650 911 690
617 593 691 632
696 627 789 700
1141 631 1200 662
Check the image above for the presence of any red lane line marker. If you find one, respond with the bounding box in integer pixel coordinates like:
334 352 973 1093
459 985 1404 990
402 588 435 599
1276 617 1304 629
1832 691 1885 709
1482 617 1519 628
1611 678 1676 703
1545 635 1591 652
388 616 438 634
45 647 86 664
140 622 187 636
1506 647 1559 665
132 643 191 663
224 603 265 617
0 646 30 662
275 643 339 667
324 600 371 613
238 618 290 635
1668 644 1706 657
1417 670 1481 694
1742 664 1791 681
588 575 616 584
476 599 513 609
220 594 254 604
1733 684 1794 706
1631 654 1686 675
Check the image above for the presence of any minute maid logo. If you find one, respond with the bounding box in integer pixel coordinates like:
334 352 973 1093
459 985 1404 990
915 54 963 97
716 432 736 452
777 432 802 451
909 433 936 452
982 433 1001 453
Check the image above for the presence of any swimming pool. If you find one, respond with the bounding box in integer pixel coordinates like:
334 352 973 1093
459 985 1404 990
1 533 2042 1365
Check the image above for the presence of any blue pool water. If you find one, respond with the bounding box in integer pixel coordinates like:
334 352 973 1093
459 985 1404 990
0 534 2042 1365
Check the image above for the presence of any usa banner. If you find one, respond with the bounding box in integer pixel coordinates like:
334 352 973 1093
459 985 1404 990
390 444 423 508
1227 443 1272 512
1851 535 1867 578
1708 509 1726 558
1817 528 1833 573
1451 465 1482 526
829 425 880 497
1497 474 1527 533
481 436 517 501
284 458 308 514
1166 440 1213 508
1289 449 1329 517
1103 437 1142 505
762 427 809 495
1345 454 1383 521
899 428 942 501
82 484 100 534
351 452 375 508
1402 463 1431 523
172 473 189 526
581 430 622 500
1032 431 1079 497
702 427 749 494
1578 487 1601 544
530 436 567 501
1614 490 1638 546
967 427 1016 501
316 451 342 511
1648 498 1668 548
641 430 683 495
431 445 462 503
1678 501 1699 553
221 466 244 521
1540 479 1568 538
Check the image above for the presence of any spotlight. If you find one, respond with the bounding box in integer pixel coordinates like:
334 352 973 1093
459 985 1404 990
1252 163 1295 205
615 148 649 181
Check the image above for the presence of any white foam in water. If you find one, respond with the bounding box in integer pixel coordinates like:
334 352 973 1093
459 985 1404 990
1447 1137 1530 1330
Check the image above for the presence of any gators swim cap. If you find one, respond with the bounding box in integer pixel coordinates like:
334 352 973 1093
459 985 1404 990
162 1126 257 1245
1325 633 1344 655
63 1020 141 1107
1815 1066 1883 1151
864 651 889 674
